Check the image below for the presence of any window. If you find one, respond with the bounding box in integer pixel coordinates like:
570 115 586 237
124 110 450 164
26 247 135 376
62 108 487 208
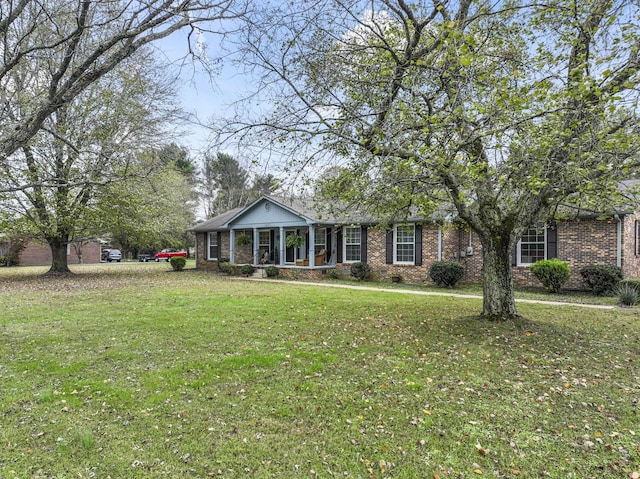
394 224 415 264
314 227 326 254
208 232 218 260
344 226 361 262
259 230 271 261
517 226 545 265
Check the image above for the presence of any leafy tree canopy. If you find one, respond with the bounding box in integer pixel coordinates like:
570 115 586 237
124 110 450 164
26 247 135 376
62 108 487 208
218 0 640 320
0 0 245 171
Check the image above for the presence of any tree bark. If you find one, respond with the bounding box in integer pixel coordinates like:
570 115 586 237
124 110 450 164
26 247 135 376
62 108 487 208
46 236 71 275
480 235 518 320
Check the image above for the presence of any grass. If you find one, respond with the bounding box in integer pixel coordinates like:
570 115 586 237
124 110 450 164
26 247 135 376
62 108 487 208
0 264 638 478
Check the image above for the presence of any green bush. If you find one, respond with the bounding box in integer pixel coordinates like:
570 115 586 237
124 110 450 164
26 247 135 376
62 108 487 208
579 264 623 295
265 265 279 278
170 256 186 271
350 262 372 281
328 269 341 279
218 262 236 275
616 282 640 306
0 256 6 267
429 261 465 287
241 264 255 276
530 258 570 293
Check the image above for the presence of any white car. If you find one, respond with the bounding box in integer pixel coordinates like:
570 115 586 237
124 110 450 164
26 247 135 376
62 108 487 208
101 248 122 262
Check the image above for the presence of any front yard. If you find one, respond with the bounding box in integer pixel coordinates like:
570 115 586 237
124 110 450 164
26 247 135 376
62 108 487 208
0 265 638 477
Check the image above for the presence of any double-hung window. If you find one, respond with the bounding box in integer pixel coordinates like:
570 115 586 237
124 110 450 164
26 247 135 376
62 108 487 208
208 232 218 260
344 226 361 263
315 227 326 255
517 226 545 265
394 224 415 264
259 230 271 260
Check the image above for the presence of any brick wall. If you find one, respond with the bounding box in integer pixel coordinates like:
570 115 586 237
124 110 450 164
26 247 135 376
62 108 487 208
19 239 101 266
335 226 440 284
195 232 232 272
459 218 631 289
195 215 637 289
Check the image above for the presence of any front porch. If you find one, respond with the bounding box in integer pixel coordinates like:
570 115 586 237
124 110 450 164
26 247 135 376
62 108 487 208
229 226 335 269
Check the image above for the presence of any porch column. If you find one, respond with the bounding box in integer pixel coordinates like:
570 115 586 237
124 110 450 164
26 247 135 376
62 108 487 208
230 229 235 263
279 227 285 267
253 228 260 264
331 228 337 265
308 225 315 267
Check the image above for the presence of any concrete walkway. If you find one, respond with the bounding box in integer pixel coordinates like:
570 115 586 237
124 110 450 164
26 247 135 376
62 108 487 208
243 276 615 310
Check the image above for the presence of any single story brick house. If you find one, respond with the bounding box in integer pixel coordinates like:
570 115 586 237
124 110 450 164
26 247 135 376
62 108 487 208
190 195 640 289
0 236 102 266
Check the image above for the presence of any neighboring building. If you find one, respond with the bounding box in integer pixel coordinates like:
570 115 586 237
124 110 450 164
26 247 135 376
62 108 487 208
190 195 640 289
0 237 102 266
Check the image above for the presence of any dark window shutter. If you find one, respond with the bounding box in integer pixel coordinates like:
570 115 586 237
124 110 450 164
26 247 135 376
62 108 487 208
337 230 343 263
386 230 393 264
547 226 557 259
415 225 422 266
217 232 222 259
361 226 368 263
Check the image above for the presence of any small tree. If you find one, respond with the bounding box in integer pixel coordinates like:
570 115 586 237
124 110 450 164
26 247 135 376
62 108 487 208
530 259 571 294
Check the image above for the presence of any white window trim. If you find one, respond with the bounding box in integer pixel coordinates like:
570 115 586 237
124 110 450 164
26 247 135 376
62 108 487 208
207 232 218 260
394 224 415 265
343 226 361 263
517 226 546 266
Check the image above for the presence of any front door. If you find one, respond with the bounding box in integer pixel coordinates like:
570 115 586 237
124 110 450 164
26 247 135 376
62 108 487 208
258 230 271 263
285 229 297 264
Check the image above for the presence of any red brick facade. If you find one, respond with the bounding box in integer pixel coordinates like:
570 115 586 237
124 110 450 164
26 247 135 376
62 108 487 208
16 239 102 266
196 213 640 290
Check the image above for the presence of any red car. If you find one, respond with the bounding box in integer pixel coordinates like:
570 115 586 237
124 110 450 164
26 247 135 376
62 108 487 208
154 248 187 262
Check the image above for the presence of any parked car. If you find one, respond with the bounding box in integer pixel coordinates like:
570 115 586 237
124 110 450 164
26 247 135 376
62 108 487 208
154 248 187 262
101 248 122 262
137 252 155 262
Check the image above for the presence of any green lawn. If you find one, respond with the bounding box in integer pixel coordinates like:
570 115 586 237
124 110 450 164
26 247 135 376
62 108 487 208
0 265 638 478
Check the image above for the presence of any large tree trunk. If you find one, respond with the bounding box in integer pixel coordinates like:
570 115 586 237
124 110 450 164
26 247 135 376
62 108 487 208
480 235 518 320
46 236 72 275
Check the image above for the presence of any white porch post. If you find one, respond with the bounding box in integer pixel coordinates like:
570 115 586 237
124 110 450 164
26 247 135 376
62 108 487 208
279 227 285 266
230 229 235 263
308 225 315 267
331 228 337 265
253 228 259 264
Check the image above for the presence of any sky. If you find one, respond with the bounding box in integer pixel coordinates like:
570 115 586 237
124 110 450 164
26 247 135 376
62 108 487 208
154 28 248 159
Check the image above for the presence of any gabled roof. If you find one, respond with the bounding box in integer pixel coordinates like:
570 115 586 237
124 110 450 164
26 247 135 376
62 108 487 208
190 194 441 233
229 195 321 224
189 206 244 233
